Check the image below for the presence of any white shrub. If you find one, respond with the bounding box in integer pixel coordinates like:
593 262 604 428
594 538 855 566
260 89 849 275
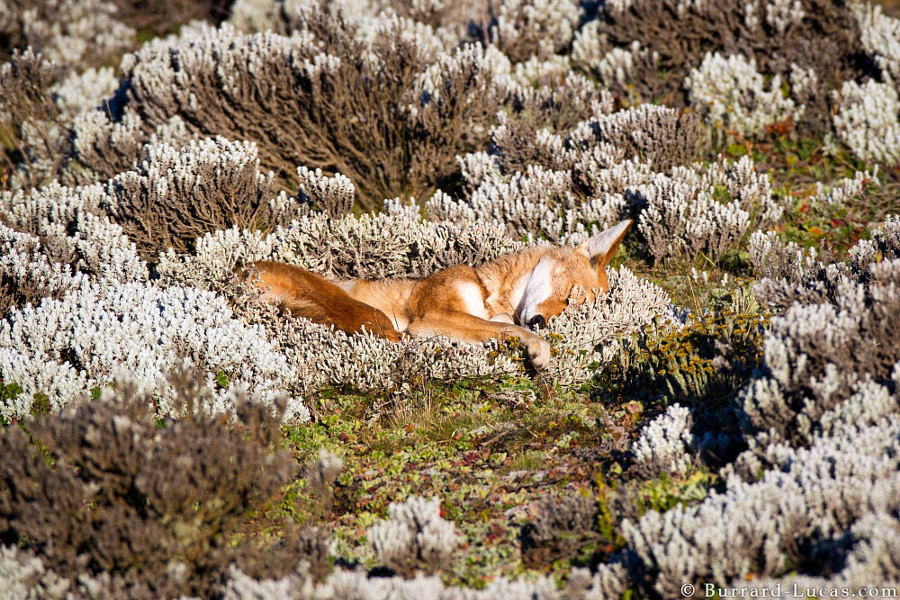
368 496 460 573
685 52 803 136
748 230 817 281
633 404 694 476
636 157 781 264
625 414 900 598
0 280 306 422
831 78 900 165
857 3 900 82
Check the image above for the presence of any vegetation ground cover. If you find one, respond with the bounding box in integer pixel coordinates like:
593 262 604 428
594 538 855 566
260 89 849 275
1 0 900 597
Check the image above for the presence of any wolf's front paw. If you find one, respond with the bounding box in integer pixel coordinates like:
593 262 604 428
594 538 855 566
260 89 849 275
526 336 551 369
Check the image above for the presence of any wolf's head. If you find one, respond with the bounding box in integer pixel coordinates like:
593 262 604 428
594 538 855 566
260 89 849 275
517 220 632 329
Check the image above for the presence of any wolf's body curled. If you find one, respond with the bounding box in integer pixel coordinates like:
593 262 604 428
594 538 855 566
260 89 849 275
239 220 632 369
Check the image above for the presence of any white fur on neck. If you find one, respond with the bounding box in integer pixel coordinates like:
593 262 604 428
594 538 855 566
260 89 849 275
517 257 556 325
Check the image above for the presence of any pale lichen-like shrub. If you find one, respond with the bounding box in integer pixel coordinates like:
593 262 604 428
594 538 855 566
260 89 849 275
70 111 193 184
368 496 460 576
632 404 694 477
428 105 699 248
633 156 782 265
0 279 307 422
831 78 900 165
0 49 70 191
0 225 86 317
3 135 276 263
748 230 818 282
857 3 900 82
0 0 135 67
743 259 900 447
742 216 900 457
684 52 808 136
624 410 900 597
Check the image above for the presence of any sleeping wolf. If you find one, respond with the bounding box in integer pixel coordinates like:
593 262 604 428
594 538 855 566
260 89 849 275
242 220 632 369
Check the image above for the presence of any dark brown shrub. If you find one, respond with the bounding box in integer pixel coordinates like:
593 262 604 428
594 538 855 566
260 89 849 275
120 10 500 209
0 372 322 599
103 136 275 260
0 49 67 190
110 0 234 36
568 105 700 175
485 0 581 63
380 0 490 42
69 111 160 185
598 0 873 132
520 492 600 568
491 74 616 175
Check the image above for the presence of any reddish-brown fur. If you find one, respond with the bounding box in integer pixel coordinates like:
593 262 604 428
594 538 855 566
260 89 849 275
241 220 632 369
239 261 401 341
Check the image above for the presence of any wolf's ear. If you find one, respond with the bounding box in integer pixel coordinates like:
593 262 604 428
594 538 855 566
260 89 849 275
577 219 632 270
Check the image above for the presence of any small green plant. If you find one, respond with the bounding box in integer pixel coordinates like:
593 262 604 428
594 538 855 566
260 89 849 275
609 295 768 408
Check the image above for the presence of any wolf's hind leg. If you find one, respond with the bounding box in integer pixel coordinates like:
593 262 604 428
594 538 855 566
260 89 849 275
242 261 402 342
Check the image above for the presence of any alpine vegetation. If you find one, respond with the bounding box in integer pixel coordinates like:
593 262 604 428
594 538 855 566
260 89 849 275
368 496 461 576
0 280 307 422
632 403 695 477
2 0 900 597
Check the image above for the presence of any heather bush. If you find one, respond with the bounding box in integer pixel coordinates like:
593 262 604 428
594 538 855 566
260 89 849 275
117 15 499 207
0 0 136 66
488 0 581 62
499 72 614 137
597 0 868 119
0 50 69 191
623 410 900 597
742 236 900 448
569 104 701 173
0 375 326 599
519 492 599 567
69 111 193 185
0 225 85 317
368 496 460 576
571 23 665 104
104 137 276 259
0 278 307 422
4 135 277 261
428 105 704 251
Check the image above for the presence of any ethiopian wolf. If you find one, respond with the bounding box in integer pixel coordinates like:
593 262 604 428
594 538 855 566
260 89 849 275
242 220 632 369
